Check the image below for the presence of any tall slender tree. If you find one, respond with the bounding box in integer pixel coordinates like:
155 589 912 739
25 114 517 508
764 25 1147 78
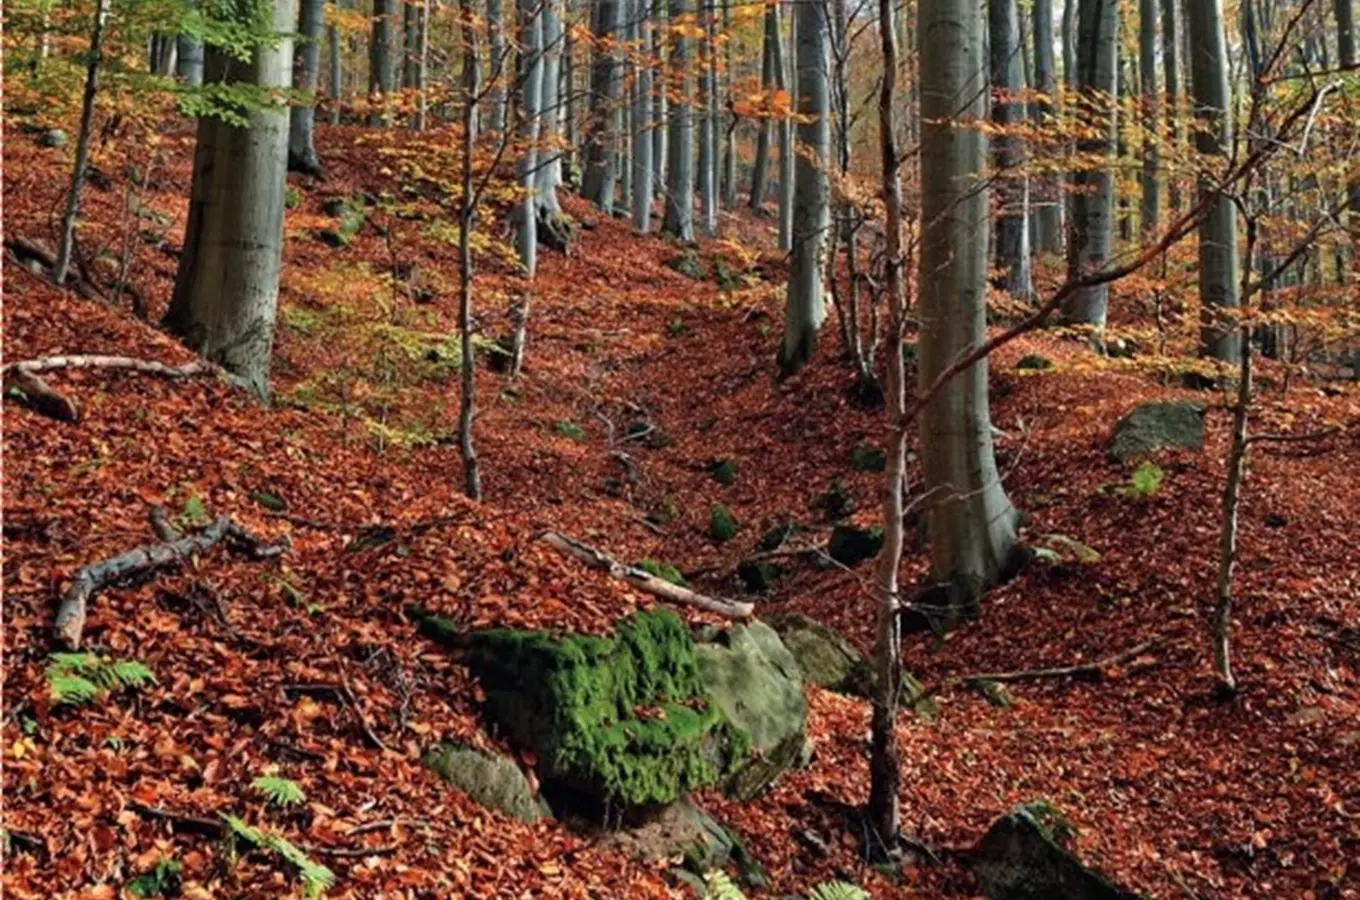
487 0 509 133
720 0 737 209
1032 0 1062 254
369 0 396 125
699 0 719 235
778 0 829 377
163 0 294 399
652 0 669 197
917 0 1020 618
176 0 204 87
328 0 344 124
662 0 695 239
1161 0 1181 212
1186 0 1240 361
515 0 546 275
584 0 623 212
52 0 110 287
1061 0 1118 335
776 5 793 250
632 0 655 231
748 2 779 211
288 0 326 174
990 0 1033 299
1138 0 1159 233
537 0 565 213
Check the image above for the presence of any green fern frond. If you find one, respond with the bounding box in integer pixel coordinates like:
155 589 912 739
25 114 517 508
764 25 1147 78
108 659 157 688
220 813 266 847
807 881 870 900
253 775 307 808
49 652 99 672
49 672 100 705
46 654 155 705
704 871 748 900
266 834 335 898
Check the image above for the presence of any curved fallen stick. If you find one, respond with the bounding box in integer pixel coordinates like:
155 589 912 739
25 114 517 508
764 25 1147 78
3 355 216 423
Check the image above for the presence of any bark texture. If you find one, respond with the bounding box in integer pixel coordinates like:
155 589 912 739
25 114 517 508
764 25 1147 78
289 0 326 175
989 0 1033 299
662 0 695 240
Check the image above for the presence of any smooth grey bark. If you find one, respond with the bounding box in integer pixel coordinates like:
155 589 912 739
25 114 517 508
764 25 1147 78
152 33 177 74
459 0 480 138
720 0 737 209
1061 0 1075 85
53 0 109 286
456 0 482 500
583 0 623 212
1138 0 1159 233
328 0 343 123
662 0 695 240
403 0 421 89
1032 0 1061 254
776 6 794 251
515 0 545 276
163 0 293 400
176 0 204 88
487 0 508 133
699 1 719 235
868 0 905 848
917 0 1019 617
777 0 829 377
536 0 564 214
1061 0 1118 333
1162 0 1181 211
1340 0 1357 65
413 0 430 128
632 0 654 231
1186 0 1240 361
748 3 778 210
652 0 668 196
369 0 396 125
990 0 1033 299
289 0 325 175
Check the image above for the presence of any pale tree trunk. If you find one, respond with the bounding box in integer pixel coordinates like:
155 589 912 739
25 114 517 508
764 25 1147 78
584 0 623 212
748 2 778 211
415 0 431 129
53 0 110 287
487 0 509 133
457 0 483 500
776 5 793 251
699 1 719 236
1186 0 1240 362
652 0 669 197
1214 318 1250 696
369 0 396 125
516 0 545 276
563 9 578 184
1139 0 1159 234
1032 0 1062 254
662 0 695 239
1061 0 1117 335
536 0 564 214
328 0 344 124
403 0 421 89
989 0 1032 299
632 0 655 231
1161 0 1181 212
177 0 205 87
1337 0 1358 269
289 0 326 175
153 33 177 74
778 0 829 378
866 0 905 852
720 0 737 209
918 0 1020 621
164 0 293 401
459 0 479 137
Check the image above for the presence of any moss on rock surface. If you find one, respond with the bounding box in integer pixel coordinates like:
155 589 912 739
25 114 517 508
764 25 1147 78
463 609 736 809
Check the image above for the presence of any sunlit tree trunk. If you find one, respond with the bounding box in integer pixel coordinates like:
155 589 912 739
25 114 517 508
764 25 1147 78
662 0 695 239
456 0 483 500
459 0 479 138
632 0 655 231
537 0 564 213
652 0 669 196
720 0 737 209
777 0 829 377
1139 0 1159 234
918 0 1019 620
163 0 293 400
699 0 719 235
1186 0 1240 362
487 0 509 133
990 0 1032 299
776 5 794 251
289 0 326 174
1161 0 1181 211
1337 0 1358 270
1061 0 1117 335
53 0 110 287
1032 0 1061 254
369 0 396 125
748 2 778 210
515 0 545 275
584 0 623 212
1061 0 1075 85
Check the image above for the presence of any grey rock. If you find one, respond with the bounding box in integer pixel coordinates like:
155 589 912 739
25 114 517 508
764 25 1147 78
1109 401 1205 462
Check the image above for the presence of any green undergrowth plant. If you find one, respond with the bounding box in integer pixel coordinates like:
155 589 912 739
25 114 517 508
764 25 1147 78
222 814 335 899
125 856 182 898
704 871 868 900
253 774 306 808
46 653 155 706
633 559 688 586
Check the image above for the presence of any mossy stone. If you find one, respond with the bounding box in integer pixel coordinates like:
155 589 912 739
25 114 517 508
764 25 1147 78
763 613 861 691
828 524 883 567
711 458 740 486
425 745 551 822
709 504 739 543
1016 354 1054 371
972 806 1138 900
1109 401 1205 462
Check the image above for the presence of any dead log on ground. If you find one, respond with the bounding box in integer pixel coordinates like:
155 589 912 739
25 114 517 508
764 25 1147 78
56 515 288 650
3 355 215 422
540 531 754 619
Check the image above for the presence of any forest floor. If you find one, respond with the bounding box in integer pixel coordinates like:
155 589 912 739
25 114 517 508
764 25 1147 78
3 122 1359 899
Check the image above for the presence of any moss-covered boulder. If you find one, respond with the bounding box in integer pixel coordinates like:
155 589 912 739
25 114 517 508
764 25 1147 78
972 805 1137 900
462 609 739 810
424 745 550 822
762 613 861 692
828 524 883 567
695 622 807 800
1109 401 1205 462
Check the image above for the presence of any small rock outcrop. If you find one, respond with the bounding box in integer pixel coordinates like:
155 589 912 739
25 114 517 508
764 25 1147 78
762 613 861 693
972 805 1137 900
1109 401 1205 462
424 744 550 822
828 524 883 567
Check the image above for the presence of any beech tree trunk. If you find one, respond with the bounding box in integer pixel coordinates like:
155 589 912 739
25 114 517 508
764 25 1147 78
458 0 483 499
1186 0 1240 362
748 2 778 211
583 0 623 213
289 0 326 175
631 0 655 232
515 0 545 276
720 0 737 209
776 6 793 251
989 0 1032 299
777 0 829 378
1061 0 1118 334
917 0 1019 620
1161 0 1181 212
536 0 564 214
328 0 343 124
1139 0 1159 233
163 0 293 400
699 2 719 236
652 0 669 196
487 0 509 133
1031 0 1061 254
662 0 695 240
176 0 204 87
53 0 109 287
369 0 396 125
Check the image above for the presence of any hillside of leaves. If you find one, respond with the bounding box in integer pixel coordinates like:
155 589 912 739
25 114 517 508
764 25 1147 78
4 121 1359 899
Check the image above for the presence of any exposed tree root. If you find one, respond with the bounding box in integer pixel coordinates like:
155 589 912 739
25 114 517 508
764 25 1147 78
3 355 216 423
56 514 288 650
540 530 755 619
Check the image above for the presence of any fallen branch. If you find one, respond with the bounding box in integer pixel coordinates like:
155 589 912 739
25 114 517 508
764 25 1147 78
949 637 1164 687
2 354 214 379
56 515 288 650
299 841 399 858
540 531 754 619
346 818 432 837
4 367 80 422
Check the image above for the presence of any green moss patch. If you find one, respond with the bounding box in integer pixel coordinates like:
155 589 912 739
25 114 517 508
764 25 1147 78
709 505 739 543
634 559 688 587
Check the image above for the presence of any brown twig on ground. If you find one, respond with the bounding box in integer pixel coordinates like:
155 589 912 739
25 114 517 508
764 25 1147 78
338 670 391 752
346 818 433 837
299 841 400 858
55 515 288 649
922 637 1165 696
540 531 755 619
127 802 224 837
